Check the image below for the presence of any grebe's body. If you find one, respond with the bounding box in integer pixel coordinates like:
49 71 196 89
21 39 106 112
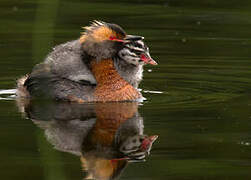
17 21 156 102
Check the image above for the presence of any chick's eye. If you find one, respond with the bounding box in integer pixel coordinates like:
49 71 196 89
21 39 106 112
136 44 143 48
139 137 144 142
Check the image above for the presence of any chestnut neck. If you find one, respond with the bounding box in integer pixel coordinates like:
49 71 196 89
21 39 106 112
91 59 125 87
90 59 141 102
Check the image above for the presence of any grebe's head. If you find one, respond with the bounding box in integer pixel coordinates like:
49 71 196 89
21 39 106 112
80 20 127 60
80 20 157 65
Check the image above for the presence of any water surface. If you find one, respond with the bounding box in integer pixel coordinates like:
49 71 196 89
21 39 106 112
1 0 251 179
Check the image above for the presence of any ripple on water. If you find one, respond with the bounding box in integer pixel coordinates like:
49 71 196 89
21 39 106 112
142 56 251 109
142 81 242 109
0 89 16 100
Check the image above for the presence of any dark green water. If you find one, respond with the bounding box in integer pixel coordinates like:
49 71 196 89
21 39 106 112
1 0 251 179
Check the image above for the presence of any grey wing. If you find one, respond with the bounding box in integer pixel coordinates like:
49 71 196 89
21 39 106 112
24 63 95 100
45 40 97 85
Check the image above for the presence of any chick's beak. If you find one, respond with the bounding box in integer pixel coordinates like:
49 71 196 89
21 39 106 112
140 135 158 151
140 52 158 65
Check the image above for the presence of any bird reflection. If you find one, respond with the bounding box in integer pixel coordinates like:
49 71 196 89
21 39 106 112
17 100 158 180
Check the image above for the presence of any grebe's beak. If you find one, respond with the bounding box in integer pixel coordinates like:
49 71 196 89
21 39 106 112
125 35 144 42
110 35 144 43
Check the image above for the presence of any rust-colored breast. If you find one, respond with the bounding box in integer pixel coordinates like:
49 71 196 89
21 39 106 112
91 59 141 102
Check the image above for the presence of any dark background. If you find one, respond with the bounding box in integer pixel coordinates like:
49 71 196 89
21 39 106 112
1 0 251 179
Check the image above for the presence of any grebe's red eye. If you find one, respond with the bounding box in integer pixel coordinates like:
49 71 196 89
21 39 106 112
109 36 116 40
109 36 124 43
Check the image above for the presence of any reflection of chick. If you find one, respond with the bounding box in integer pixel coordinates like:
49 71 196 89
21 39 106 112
120 135 158 161
19 100 157 180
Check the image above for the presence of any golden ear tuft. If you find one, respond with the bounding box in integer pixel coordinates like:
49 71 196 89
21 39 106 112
82 20 105 33
80 20 119 43
92 20 105 26
80 20 107 43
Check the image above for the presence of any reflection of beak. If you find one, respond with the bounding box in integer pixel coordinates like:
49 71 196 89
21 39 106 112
140 52 158 65
124 35 144 42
